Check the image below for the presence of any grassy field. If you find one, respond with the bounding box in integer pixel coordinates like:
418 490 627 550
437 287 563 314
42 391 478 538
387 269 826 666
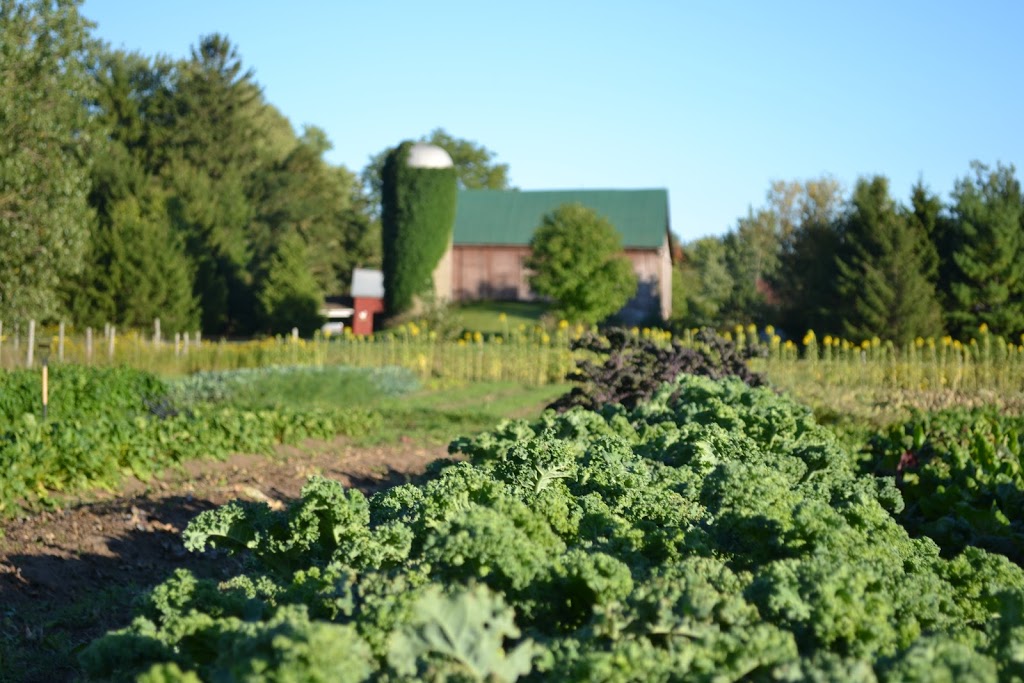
448 300 552 333
196 369 572 447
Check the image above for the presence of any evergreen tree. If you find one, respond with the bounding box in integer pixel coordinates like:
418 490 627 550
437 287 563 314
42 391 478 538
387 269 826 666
834 177 943 344
154 35 272 334
0 0 95 325
672 237 733 329
69 141 197 330
907 180 942 284
253 127 376 298
721 207 783 325
165 158 255 335
770 179 845 337
258 232 324 337
944 162 1024 337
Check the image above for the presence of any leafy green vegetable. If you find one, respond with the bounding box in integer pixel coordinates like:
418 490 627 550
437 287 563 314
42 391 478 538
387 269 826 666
84 374 1024 681
387 584 537 682
864 408 1024 565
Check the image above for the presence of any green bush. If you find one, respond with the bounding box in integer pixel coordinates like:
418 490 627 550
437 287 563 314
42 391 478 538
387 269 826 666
0 365 168 426
0 364 389 515
863 408 1024 565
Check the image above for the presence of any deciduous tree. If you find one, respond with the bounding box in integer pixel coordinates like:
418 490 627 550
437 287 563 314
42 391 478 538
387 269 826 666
671 238 733 329
770 178 845 336
525 204 637 324
0 0 95 325
362 129 510 221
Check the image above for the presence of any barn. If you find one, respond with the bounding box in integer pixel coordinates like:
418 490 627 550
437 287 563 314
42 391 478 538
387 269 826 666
437 188 673 324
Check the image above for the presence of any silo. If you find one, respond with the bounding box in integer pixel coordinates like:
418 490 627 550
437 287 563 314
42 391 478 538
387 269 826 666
381 141 457 316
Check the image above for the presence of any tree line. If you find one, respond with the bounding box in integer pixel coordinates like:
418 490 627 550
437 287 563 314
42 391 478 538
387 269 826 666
3 1 1019 343
0 0 508 337
673 163 1024 343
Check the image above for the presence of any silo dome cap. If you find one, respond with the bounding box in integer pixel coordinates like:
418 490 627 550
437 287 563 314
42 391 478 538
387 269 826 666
406 142 454 169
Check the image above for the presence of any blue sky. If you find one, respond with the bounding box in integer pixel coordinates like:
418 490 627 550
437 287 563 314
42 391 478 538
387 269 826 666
80 0 1024 242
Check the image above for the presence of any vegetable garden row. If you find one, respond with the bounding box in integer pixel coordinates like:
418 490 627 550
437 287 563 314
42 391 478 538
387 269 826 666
1 330 1022 680
80 376 1024 681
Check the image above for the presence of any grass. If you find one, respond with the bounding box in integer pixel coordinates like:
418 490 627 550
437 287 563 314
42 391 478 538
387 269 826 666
166 364 570 448
360 380 571 446
169 366 421 412
234 374 570 447
449 301 552 334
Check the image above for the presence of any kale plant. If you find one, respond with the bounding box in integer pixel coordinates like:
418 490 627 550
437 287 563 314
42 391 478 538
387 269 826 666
550 327 766 412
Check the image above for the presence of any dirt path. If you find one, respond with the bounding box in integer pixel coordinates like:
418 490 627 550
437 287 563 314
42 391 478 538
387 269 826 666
0 437 451 683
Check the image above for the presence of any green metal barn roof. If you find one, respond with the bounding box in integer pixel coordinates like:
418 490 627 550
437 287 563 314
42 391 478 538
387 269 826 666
453 189 669 248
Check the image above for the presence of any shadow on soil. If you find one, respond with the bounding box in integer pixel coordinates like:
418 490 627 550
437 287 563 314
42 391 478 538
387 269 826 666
0 495 249 682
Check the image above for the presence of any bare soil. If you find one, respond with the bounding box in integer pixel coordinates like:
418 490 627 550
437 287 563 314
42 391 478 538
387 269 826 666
0 437 451 683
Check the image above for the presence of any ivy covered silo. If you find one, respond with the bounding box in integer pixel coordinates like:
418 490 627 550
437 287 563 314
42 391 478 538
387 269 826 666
381 141 457 316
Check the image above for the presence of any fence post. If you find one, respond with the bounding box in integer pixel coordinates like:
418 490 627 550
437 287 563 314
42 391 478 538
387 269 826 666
26 319 35 368
184 331 190 355
58 321 65 362
154 318 161 347
86 327 93 364
175 332 181 357
108 326 116 362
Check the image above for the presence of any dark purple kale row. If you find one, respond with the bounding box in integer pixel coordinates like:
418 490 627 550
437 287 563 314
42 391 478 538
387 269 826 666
550 327 767 412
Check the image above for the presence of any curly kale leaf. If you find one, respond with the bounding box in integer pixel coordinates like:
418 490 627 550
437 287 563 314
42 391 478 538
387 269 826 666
183 476 409 574
387 583 538 682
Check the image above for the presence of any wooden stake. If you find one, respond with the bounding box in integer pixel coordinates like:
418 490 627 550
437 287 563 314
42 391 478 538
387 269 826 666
27 319 35 368
42 360 48 420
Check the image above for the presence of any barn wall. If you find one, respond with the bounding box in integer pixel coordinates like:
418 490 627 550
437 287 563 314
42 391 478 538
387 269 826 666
452 243 671 322
618 248 667 324
453 246 533 301
659 237 672 319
